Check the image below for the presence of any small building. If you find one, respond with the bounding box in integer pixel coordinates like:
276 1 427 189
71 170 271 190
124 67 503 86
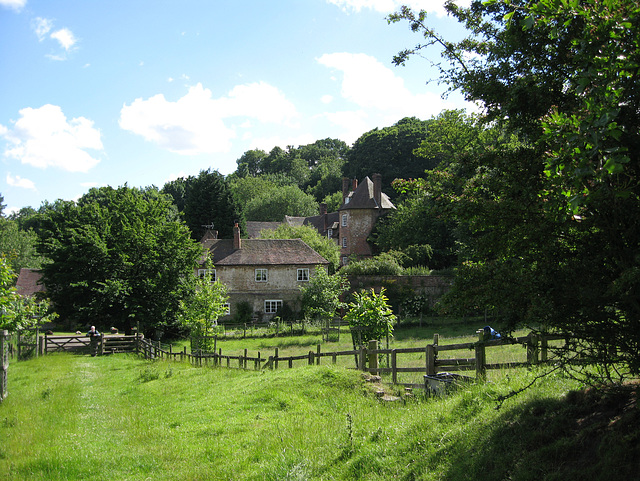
15 268 45 298
200 224 329 321
338 173 395 266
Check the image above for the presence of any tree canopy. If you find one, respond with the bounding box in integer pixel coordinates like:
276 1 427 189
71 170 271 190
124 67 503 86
36 186 203 335
390 0 640 379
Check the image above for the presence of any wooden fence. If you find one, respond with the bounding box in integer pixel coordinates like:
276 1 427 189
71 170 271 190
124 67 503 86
137 330 567 389
41 333 142 355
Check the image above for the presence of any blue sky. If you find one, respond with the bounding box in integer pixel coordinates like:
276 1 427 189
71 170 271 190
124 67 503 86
1 0 472 214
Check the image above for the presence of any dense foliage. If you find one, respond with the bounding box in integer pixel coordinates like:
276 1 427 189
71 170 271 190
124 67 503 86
163 169 241 241
345 288 397 345
35 186 203 335
299 267 349 324
390 0 640 378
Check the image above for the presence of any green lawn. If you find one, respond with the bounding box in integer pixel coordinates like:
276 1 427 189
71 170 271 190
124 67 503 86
2 350 637 480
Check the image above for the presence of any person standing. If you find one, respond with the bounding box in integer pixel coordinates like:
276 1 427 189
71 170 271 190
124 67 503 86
87 325 101 356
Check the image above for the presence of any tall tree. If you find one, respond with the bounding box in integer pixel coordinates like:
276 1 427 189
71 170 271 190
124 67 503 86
344 117 437 197
36 186 203 335
390 1 640 379
180 169 241 240
245 185 318 222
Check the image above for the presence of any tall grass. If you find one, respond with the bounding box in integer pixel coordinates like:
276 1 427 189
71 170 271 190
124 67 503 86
5 352 633 480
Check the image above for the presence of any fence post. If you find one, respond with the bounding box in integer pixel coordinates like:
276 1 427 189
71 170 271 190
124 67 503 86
541 335 548 362
475 329 486 380
391 349 397 384
99 333 105 356
44 332 48 355
274 348 279 370
359 345 366 371
426 344 436 376
368 340 378 375
1 330 8 402
308 350 313 365
527 334 539 365
316 344 321 365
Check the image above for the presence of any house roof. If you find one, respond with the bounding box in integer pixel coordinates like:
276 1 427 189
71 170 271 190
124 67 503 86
300 211 340 233
15 268 45 297
339 176 395 210
203 238 329 266
245 221 283 238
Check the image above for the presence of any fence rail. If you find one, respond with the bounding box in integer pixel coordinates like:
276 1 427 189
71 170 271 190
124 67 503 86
137 330 567 389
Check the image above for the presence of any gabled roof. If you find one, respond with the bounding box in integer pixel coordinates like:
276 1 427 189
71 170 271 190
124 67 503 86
16 268 45 297
339 176 395 210
204 239 329 266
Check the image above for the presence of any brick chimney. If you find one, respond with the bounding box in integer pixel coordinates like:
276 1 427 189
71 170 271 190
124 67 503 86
352 178 358 191
320 202 328 231
373 173 382 208
342 177 350 203
233 223 241 249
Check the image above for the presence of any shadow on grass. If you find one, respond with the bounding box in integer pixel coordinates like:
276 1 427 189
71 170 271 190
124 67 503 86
404 383 640 481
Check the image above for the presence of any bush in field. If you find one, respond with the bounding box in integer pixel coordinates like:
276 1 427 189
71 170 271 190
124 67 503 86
345 287 396 346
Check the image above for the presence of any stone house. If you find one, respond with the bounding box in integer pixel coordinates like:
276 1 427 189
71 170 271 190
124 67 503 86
200 224 329 321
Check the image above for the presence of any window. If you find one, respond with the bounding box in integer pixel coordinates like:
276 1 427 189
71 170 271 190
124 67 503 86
297 268 309 281
327 228 333 238
264 300 282 314
342 237 347 248
341 213 347 226
342 256 349 266
198 268 216 281
222 303 230 316
255 268 268 282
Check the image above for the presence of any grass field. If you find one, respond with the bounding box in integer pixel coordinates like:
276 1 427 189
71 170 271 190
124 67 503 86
2 346 638 480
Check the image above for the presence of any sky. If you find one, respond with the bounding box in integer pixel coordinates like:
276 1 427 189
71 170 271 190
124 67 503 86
0 0 473 215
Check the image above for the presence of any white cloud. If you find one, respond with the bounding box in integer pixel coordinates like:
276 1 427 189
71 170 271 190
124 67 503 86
6 173 36 190
321 94 333 104
33 17 53 41
31 18 78 55
326 0 470 16
119 82 299 155
0 0 26 12
50 28 77 51
1 104 103 172
318 52 456 123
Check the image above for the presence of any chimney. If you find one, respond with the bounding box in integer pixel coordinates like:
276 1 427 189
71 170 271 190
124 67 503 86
342 177 350 203
233 223 241 249
373 173 382 208
352 178 358 191
320 203 328 231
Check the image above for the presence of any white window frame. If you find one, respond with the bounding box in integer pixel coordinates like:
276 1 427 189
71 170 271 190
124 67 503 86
327 228 333 238
198 268 216 282
342 237 347 248
297 268 309 282
342 256 349 266
255 268 268 282
264 300 282 314
341 213 347 226
222 303 231 316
